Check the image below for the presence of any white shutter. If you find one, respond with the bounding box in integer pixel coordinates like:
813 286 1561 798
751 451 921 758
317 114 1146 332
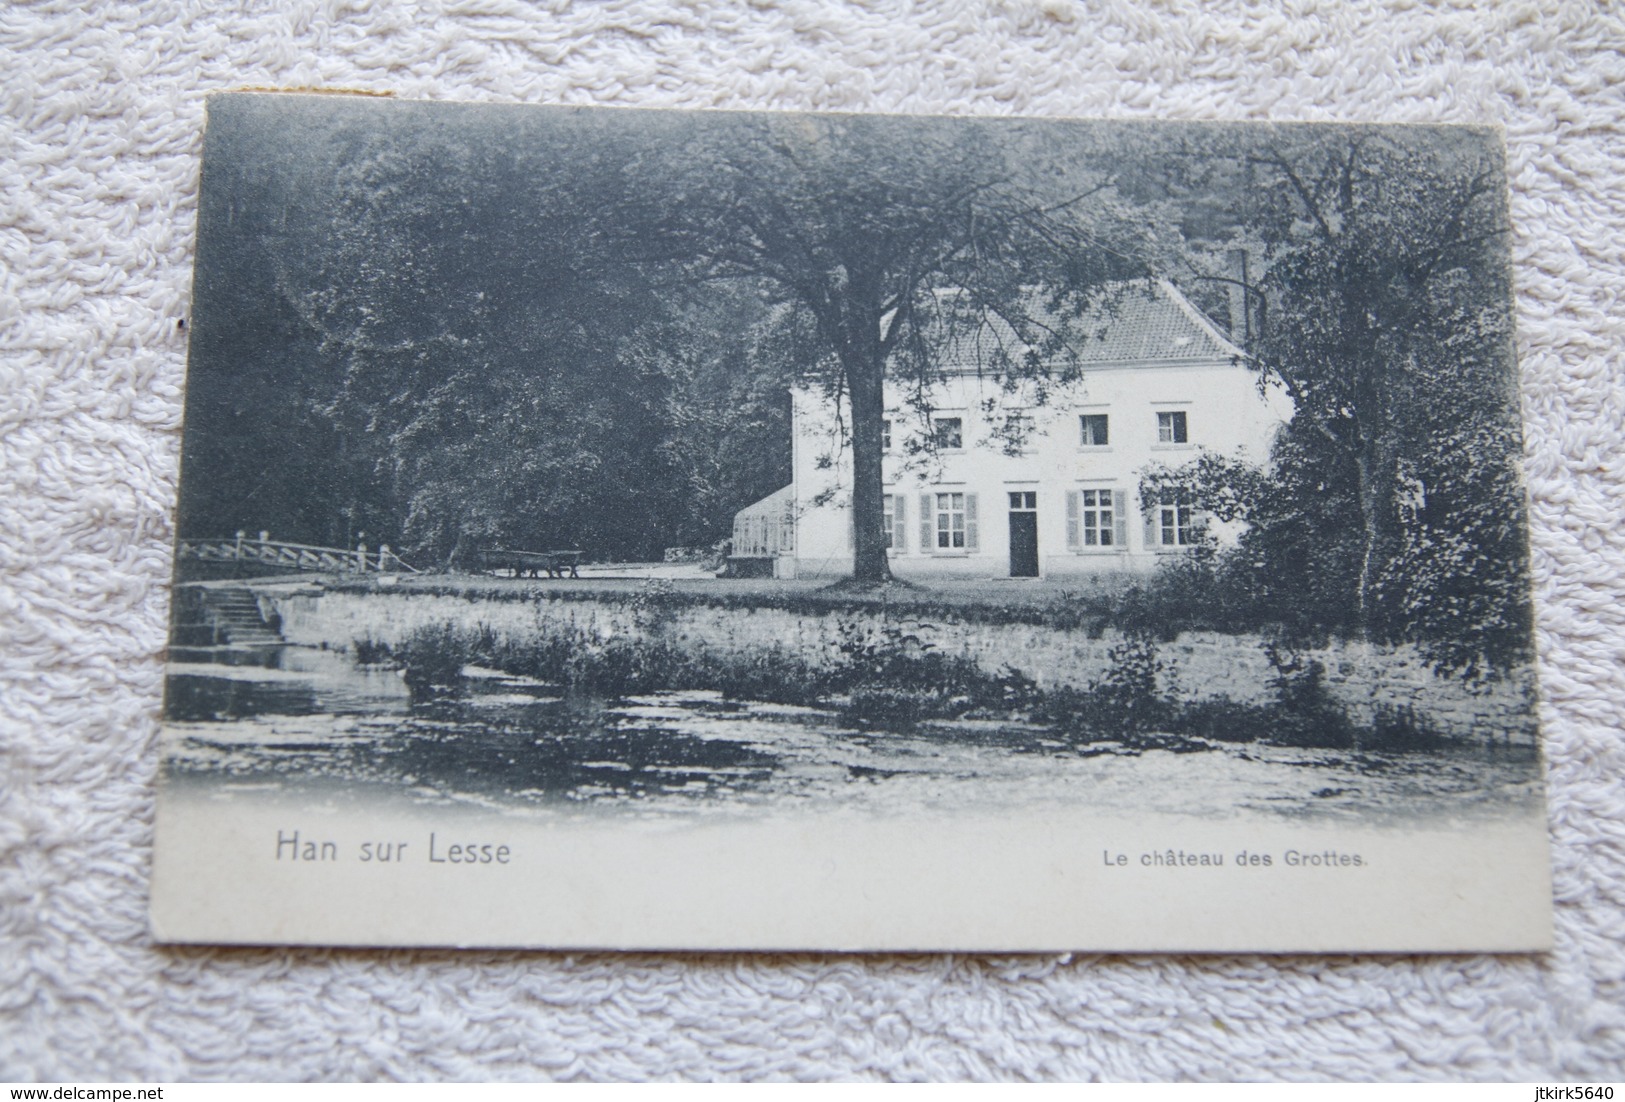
1065 491 1080 551
919 493 934 553
1143 497 1159 548
893 495 907 553
1113 489 1129 550
964 493 979 552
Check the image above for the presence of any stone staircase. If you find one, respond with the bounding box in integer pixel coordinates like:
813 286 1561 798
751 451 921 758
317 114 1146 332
171 585 284 647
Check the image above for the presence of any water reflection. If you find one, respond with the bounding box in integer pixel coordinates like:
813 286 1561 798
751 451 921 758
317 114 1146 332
162 645 1542 822
166 645 410 720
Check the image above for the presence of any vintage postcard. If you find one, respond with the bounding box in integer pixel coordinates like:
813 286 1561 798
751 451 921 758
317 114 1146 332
151 95 1550 951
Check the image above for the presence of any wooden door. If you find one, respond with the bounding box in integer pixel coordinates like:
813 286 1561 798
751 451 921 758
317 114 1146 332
1008 492 1038 577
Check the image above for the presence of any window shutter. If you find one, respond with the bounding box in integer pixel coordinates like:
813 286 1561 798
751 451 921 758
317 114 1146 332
846 507 854 551
893 495 907 553
1113 489 1129 550
964 493 979 552
1065 491 1080 551
1143 498 1158 548
919 493 933 553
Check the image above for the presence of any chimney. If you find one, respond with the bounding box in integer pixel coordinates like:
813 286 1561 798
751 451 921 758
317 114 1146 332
1224 248 1250 348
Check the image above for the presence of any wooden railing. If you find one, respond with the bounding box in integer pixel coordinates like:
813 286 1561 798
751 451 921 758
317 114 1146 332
177 533 418 575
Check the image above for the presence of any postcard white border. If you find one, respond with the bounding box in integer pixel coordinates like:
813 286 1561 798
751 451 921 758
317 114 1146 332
151 785 1550 952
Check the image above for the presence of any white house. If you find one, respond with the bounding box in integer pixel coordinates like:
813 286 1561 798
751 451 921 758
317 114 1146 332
731 279 1292 581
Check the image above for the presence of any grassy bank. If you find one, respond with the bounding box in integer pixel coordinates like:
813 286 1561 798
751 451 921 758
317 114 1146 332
330 568 1305 644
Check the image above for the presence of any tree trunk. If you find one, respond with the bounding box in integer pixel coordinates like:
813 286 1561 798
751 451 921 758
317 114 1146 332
844 345 893 585
1349 336 1396 642
1344 299 1390 642
444 529 471 574
1351 432 1398 641
1353 451 1379 639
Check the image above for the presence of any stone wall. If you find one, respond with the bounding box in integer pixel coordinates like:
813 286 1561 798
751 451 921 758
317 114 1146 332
272 588 1538 745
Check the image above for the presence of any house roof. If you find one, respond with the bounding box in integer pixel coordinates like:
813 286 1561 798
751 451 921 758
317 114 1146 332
926 278 1243 373
734 483 795 520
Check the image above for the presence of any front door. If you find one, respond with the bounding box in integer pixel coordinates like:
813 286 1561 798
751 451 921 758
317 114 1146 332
1008 491 1038 577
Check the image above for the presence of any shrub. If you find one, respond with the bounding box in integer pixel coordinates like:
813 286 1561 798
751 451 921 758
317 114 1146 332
712 647 834 708
1262 643 1353 748
1092 640 1172 736
1172 696 1275 743
1034 641 1173 743
395 624 472 699
841 685 930 728
350 635 393 665
629 577 679 633
1362 703 1446 753
826 617 1041 721
1031 686 1098 738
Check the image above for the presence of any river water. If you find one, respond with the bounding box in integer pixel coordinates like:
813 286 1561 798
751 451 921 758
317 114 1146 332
162 645 1543 825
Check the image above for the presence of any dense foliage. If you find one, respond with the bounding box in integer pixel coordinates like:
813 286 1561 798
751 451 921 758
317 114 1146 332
1152 128 1531 677
182 103 1532 676
180 99 789 564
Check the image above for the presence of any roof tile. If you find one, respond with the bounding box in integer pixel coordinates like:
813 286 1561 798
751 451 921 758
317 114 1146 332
930 279 1241 372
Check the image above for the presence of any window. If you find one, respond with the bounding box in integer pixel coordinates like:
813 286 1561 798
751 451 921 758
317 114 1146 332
935 492 966 549
919 491 978 553
1008 491 1037 511
999 412 1035 456
1157 410 1188 444
1080 489 1113 546
882 493 904 551
932 416 963 450
882 420 892 451
1080 414 1109 447
1068 488 1127 551
1157 492 1196 546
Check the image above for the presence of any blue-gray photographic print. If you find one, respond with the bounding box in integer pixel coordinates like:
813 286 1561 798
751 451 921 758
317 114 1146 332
151 95 1549 951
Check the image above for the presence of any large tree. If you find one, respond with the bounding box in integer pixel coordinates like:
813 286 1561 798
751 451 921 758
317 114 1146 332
624 113 1161 582
1173 126 1529 672
184 97 790 566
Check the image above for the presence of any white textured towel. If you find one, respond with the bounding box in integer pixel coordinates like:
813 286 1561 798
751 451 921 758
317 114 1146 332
2 0 1622 1081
